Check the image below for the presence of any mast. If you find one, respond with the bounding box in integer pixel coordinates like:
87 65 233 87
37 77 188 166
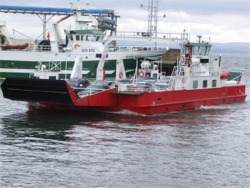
147 0 158 37
141 0 159 37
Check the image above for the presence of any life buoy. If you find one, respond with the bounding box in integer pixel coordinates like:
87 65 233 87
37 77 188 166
138 70 144 77
119 71 123 79
74 44 80 49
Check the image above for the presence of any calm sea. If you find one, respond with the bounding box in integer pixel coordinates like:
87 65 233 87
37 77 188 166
0 53 249 188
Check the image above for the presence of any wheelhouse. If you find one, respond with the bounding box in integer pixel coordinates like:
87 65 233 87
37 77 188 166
66 29 105 43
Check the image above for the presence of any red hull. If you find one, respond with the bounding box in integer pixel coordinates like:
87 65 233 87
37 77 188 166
40 85 246 115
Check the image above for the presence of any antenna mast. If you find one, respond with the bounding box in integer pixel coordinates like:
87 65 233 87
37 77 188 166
147 0 158 37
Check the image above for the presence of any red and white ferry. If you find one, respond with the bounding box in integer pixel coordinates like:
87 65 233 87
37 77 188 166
1 37 247 115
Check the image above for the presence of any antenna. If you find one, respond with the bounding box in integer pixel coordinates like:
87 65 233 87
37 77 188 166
141 0 159 37
197 35 202 43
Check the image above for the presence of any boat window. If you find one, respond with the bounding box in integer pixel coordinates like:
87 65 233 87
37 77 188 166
96 54 102 58
212 80 217 87
91 35 96 41
206 46 211 55
120 47 129 51
153 73 158 79
199 46 210 56
76 35 80 41
193 80 198 89
81 36 84 41
96 36 100 41
193 46 199 55
85 36 89 41
203 80 208 88
203 47 207 55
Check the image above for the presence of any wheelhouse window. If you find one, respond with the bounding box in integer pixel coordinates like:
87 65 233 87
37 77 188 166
192 46 199 55
193 80 198 89
212 80 217 87
192 45 211 56
76 35 80 41
203 80 208 88
205 46 211 55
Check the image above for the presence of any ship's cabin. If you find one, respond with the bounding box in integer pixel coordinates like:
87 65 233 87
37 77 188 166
180 38 212 67
66 29 105 45
182 42 212 57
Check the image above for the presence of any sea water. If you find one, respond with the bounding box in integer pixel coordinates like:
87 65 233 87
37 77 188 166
0 53 249 187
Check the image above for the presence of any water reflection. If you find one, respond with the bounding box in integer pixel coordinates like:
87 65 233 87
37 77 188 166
0 110 107 140
1 103 244 141
0 101 249 188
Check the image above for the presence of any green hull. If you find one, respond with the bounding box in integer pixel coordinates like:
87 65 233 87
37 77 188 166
0 57 144 80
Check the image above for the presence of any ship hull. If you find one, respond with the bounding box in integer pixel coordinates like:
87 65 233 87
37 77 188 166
72 85 246 115
1 78 246 115
111 86 246 114
0 50 165 79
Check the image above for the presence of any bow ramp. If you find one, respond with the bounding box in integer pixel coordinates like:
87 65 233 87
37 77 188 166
1 78 76 104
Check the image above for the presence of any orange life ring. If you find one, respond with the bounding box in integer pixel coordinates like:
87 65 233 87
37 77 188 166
119 71 123 79
74 44 80 49
138 71 144 77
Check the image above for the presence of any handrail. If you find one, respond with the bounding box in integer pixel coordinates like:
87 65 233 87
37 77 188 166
115 31 189 40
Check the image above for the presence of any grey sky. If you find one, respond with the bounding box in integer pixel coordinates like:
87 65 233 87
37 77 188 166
1 0 248 14
0 0 249 42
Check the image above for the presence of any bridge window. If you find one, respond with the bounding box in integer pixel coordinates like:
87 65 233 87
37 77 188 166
96 54 102 58
193 80 198 89
193 46 199 55
203 80 207 88
212 80 217 87
76 35 80 41
205 46 211 55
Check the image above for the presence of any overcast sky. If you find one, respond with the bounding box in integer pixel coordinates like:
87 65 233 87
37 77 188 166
0 0 249 43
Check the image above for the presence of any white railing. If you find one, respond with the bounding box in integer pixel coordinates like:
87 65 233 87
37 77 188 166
108 46 168 52
115 31 189 40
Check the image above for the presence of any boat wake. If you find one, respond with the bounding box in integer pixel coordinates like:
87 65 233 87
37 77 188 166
106 110 148 117
198 102 246 111
199 105 232 110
